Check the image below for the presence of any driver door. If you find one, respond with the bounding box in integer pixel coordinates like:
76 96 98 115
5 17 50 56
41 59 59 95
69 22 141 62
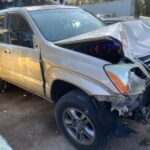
2 12 44 96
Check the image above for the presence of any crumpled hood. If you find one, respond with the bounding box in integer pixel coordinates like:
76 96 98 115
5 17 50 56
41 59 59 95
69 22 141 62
55 20 150 60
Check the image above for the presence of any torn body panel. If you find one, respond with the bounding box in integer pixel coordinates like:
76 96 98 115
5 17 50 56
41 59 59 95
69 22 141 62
55 20 150 62
58 37 130 64
95 64 147 117
54 20 150 118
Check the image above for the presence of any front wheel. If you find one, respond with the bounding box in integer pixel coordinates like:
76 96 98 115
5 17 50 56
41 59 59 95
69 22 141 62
55 90 116 150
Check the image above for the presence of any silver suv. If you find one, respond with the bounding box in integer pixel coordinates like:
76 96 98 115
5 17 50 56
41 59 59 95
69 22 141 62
0 5 149 150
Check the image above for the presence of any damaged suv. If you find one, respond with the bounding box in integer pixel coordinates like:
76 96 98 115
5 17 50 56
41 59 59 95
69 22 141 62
0 5 150 150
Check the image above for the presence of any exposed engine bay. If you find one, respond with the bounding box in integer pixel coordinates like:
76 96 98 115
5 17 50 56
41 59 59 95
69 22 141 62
58 37 131 64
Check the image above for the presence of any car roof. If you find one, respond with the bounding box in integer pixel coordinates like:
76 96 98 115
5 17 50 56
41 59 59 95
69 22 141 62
0 5 78 14
25 5 77 11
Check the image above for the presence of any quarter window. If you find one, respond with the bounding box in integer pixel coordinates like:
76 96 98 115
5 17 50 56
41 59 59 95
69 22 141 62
0 15 7 43
8 14 33 48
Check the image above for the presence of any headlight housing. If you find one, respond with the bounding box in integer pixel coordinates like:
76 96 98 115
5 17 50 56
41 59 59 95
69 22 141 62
104 64 146 95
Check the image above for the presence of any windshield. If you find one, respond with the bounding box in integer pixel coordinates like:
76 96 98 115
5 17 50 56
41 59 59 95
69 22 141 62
30 8 105 42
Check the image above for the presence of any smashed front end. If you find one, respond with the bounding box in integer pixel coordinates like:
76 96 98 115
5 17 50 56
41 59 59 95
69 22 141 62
104 64 149 119
55 20 150 120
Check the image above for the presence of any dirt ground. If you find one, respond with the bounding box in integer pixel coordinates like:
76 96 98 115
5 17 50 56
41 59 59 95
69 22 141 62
0 86 150 150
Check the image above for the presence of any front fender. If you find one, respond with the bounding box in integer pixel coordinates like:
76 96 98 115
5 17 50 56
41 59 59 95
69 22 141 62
45 67 112 98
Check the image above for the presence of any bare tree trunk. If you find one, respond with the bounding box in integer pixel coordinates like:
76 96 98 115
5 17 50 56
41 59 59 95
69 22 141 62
135 0 140 17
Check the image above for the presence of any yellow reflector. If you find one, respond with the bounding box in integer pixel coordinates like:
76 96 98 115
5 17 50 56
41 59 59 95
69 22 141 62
107 71 128 94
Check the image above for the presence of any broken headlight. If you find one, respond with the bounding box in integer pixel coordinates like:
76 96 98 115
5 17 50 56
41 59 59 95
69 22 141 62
104 64 146 95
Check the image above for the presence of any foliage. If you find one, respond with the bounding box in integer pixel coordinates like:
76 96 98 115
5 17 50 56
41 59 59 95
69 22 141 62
0 0 53 9
135 0 150 16
0 0 114 8
70 0 114 5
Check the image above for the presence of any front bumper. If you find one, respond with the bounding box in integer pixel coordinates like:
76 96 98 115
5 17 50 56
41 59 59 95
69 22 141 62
95 94 143 117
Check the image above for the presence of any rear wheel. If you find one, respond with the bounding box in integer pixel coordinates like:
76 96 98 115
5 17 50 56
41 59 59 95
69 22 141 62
55 90 116 150
0 80 5 92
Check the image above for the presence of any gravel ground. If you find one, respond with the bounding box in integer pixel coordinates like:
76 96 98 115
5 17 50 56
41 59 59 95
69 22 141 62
0 86 150 150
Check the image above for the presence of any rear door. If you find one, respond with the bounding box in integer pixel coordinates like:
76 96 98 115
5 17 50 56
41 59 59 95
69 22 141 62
0 13 10 80
2 12 44 96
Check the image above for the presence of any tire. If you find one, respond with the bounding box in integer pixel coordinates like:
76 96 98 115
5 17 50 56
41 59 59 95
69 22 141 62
55 90 116 150
142 85 150 106
0 80 5 92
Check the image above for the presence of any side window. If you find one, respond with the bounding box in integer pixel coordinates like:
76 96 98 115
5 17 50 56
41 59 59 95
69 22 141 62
0 15 7 43
8 14 33 48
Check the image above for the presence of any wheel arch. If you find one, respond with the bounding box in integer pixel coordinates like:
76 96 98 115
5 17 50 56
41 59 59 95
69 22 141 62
50 80 86 103
46 67 111 103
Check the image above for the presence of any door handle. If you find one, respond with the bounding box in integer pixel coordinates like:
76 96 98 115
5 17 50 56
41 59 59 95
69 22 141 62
4 50 11 54
4 50 8 53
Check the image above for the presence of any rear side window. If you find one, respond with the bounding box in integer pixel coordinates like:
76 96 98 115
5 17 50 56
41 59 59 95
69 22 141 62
0 15 7 43
8 14 33 48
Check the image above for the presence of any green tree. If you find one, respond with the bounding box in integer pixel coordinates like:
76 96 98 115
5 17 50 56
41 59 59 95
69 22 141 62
145 0 150 16
71 0 114 6
135 0 150 16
